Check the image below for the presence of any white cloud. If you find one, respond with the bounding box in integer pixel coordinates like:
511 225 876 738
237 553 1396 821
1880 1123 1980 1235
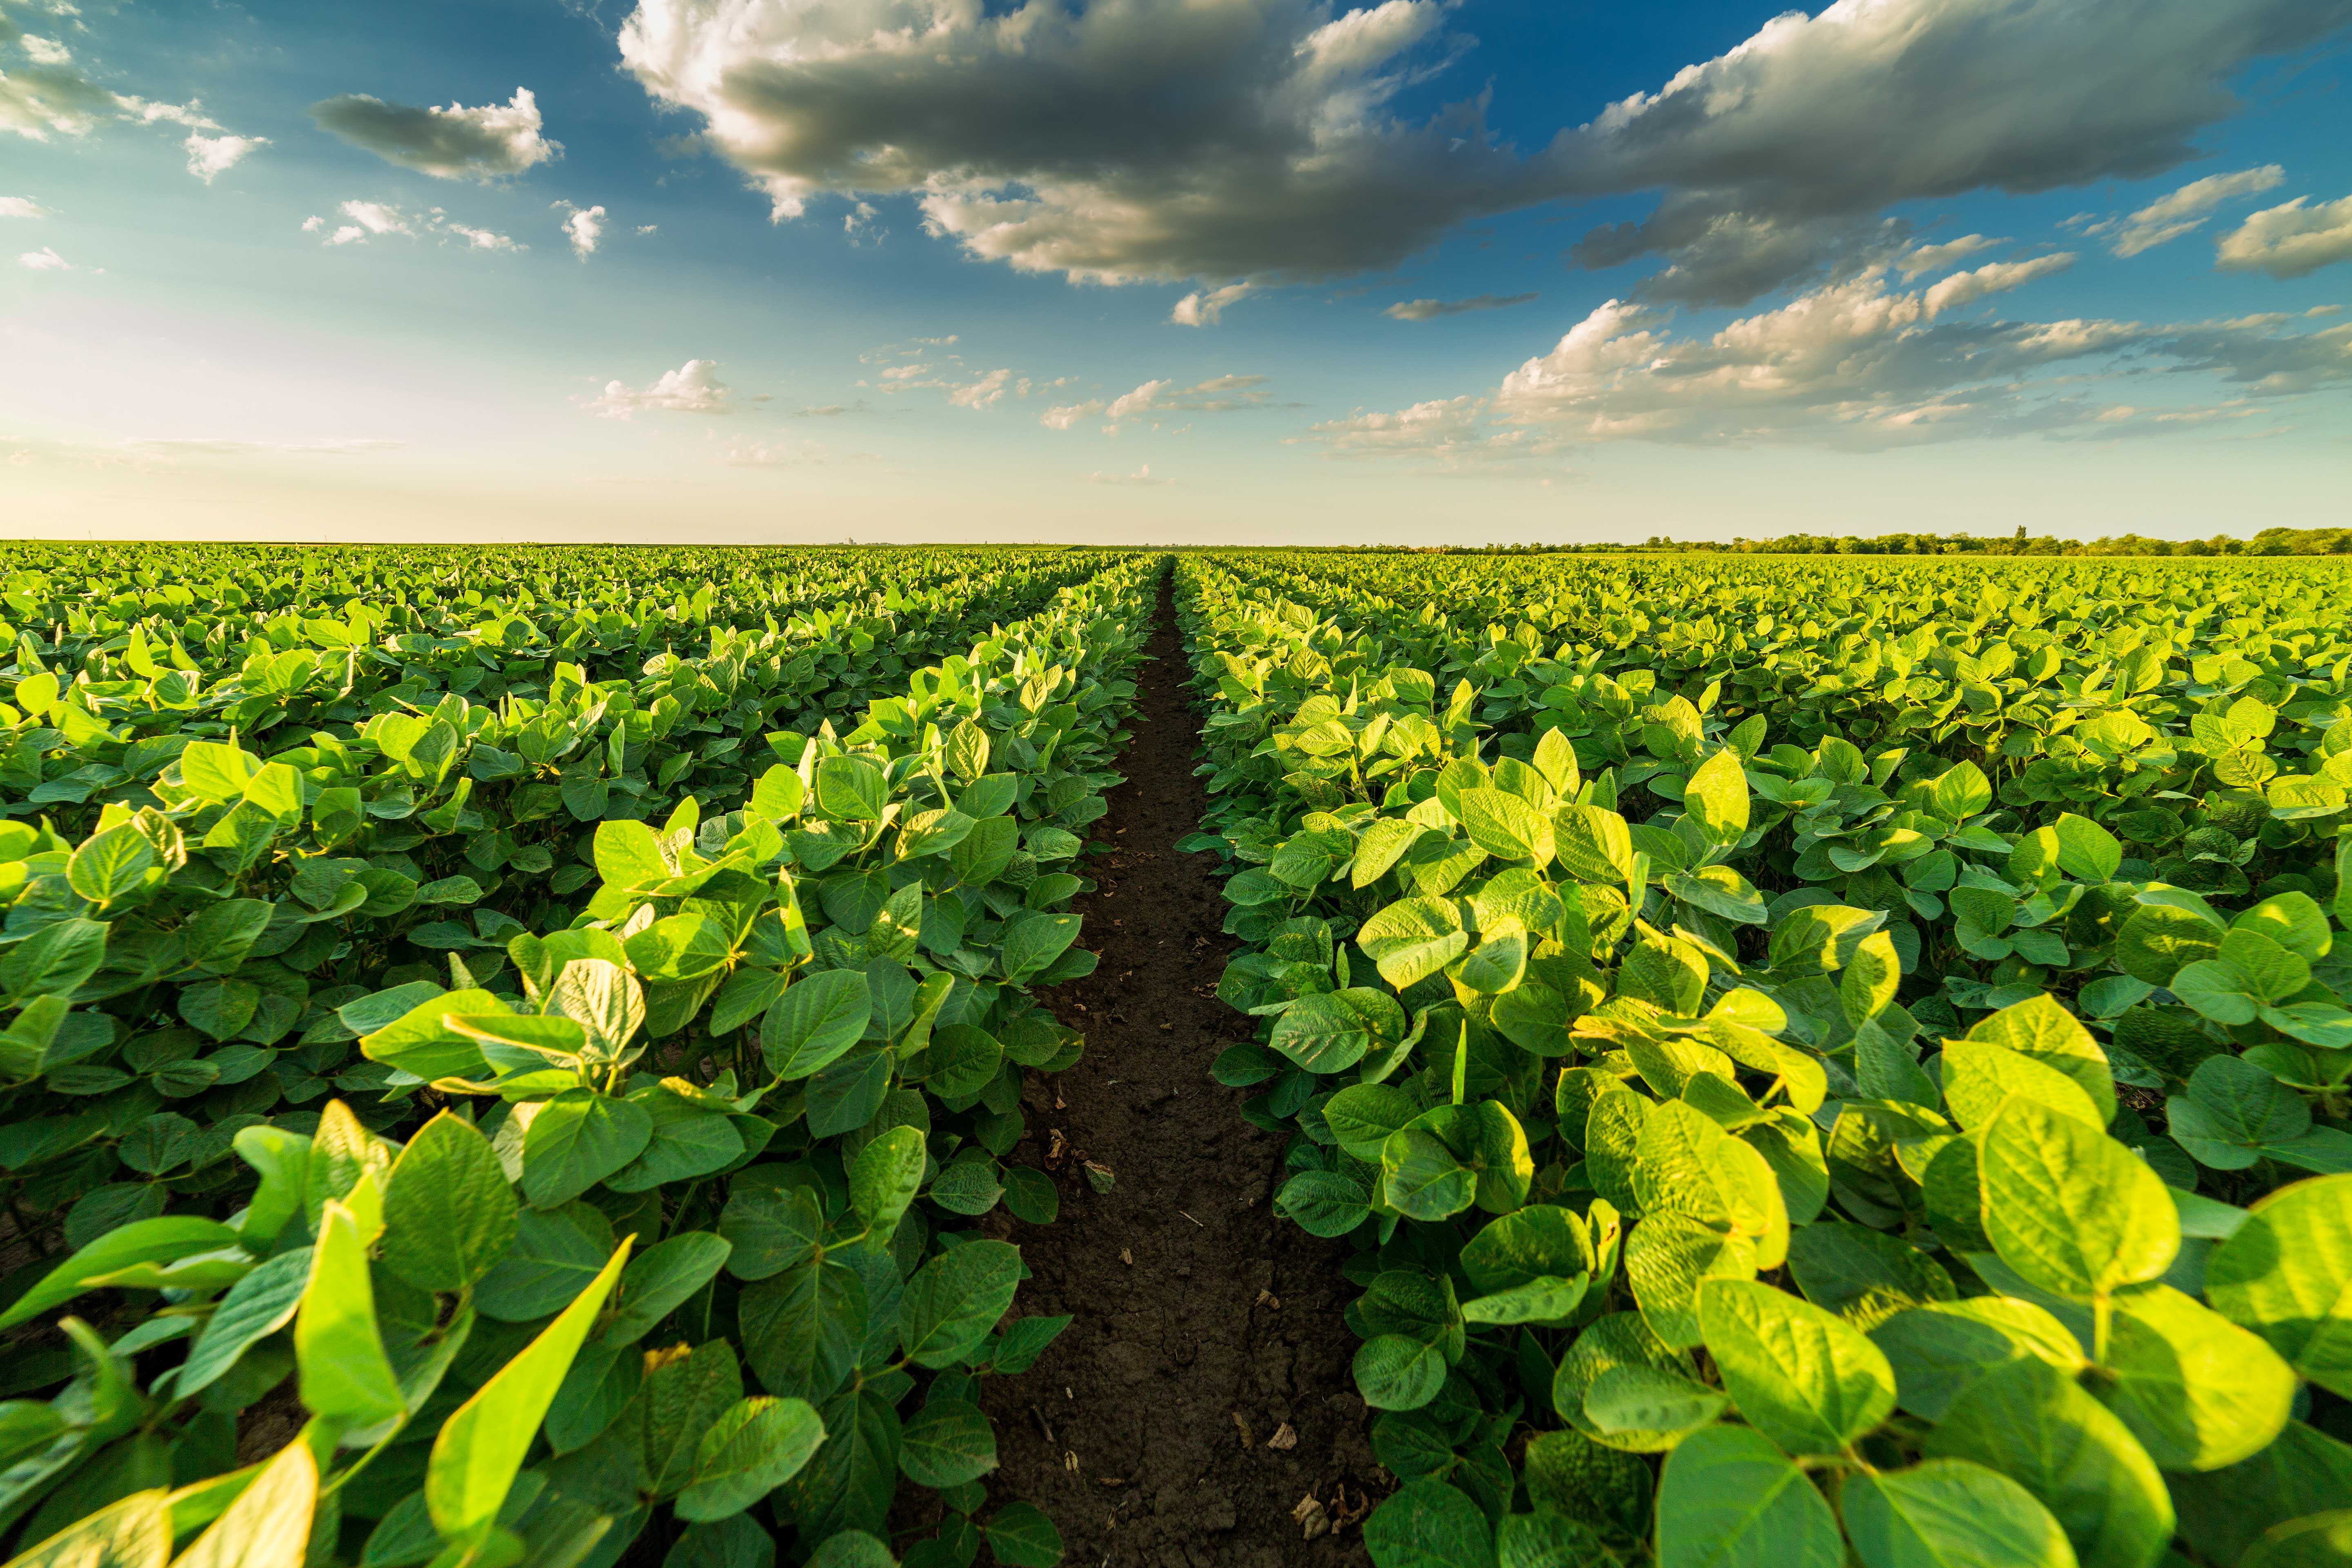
2109 165 2285 256
612 0 2352 304
0 195 46 218
114 96 218 130
1043 374 1275 432
1385 293 1539 321
1895 235 2002 278
1303 396 1565 465
1 63 118 139
1920 254 2075 316
1407 270 2350 454
310 87 559 181
2216 194 2352 281
556 201 606 257
585 359 753 417
184 131 266 183
17 244 67 269
947 368 1013 410
18 35 66 65
1171 283 1255 326
300 200 522 252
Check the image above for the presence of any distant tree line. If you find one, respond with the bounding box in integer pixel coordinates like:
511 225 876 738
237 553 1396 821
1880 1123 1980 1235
1370 526 2352 557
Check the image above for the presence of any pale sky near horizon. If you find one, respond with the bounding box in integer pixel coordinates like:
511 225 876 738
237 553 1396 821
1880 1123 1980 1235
3 0 2349 545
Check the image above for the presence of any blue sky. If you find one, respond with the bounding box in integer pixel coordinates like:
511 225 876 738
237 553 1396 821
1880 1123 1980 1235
3 0 2348 543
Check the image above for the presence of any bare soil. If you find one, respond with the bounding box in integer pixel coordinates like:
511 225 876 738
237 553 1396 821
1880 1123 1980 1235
978 570 1384 1568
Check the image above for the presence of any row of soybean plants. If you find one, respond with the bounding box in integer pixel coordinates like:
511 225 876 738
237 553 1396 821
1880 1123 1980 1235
1175 550 2351 1568
0 550 1159 1568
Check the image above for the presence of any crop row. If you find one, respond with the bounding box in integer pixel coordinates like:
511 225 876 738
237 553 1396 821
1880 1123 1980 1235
0 550 1159 1567
1178 551 2352 1568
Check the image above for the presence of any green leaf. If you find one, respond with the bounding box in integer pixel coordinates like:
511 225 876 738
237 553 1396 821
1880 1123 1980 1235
899 1240 1022 1368
607 1232 733 1344
851 1125 929 1246
982 1501 1063 1568
1922 1358 2172 1568
1356 898 1470 989
1275 1171 1372 1238
296 1198 406 1427
1683 749 1751 845
2101 1283 2296 1471
1696 1278 1894 1456
178 1247 311 1399
1980 1100 2178 1300
66 824 155 907
2115 904 2223 987
606 1091 748 1192
172 1437 316 1568
522 1091 655 1209
2052 814 2122 884
428 1240 631 1542
1655 1424 1842 1568
1940 1041 2104 1132
2206 1174 2352 1397
1963 996 2116 1124
0 1214 242 1330
1353 1334 1448 1411
594 819 672 889
382 1112 517 1293
1363 1479 1499 1568
1460 787 1555 865
1842 1460 2076 1568
1580 1363 1727 1436
676 1397 826 1522
898 1398 998 1488
645 1340 746 1499
1269 992 1378 1074
763 970 873 1080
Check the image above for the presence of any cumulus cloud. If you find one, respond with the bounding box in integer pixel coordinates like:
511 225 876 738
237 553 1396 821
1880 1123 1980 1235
557 200 605 257
17 244 67 269
1172 283 1256 326
585 359 757 417
1385 293 1538 321
1895 234 2001 278
1043 374 1276 432
2106 165 2285 256
1554 0 2352 298
184 131 265 183
301 200 523 252
619 0 1541 286
1303 396 1565 464
311 87 559 180
612 0 2352 305
0 195 46 217
947 368 1013 410
2216 194 2352 280
1919 254 2075 316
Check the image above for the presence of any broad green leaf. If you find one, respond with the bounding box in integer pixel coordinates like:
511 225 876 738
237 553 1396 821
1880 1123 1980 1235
676 1397 826 1522
172 1437 316 1568
606 1232 733 1345
381 1112 517 1293
427 1240 632 1541
1923 1358 2172 1568
896 1398 997 1488
1353 1334 1448 1412
851 1125 929 1245
982 1502 1063 1568
763 970 872 1080
2101 1283 2296 1470
2205 1174 2352 1397
1842 1460 2076 1568
1363 1479 1499 1568
1697 1278 1894 1456
178 1247 311 1399
522 1091 655 1209
1980 1100 2178 1300
898 1240 1022 1368
1656 1424 1842 1568
1683 749 1751 845
1356 898 1470 989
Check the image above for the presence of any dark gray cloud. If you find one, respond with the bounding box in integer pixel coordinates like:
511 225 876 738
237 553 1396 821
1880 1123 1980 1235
617 0 2352 304
1385 292 1539 320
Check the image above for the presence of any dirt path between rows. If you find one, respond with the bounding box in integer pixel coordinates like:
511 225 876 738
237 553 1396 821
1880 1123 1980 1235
979 567 1382 1568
